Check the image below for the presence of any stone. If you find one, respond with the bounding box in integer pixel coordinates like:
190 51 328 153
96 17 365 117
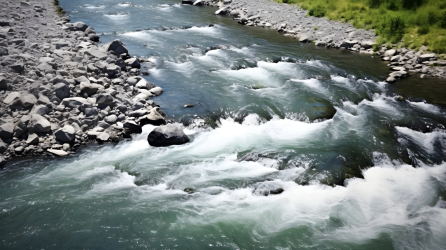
19 93 38 108
104 115 118 124
96 132 110 142
0 155 5 166
30 105 50 116
340 39 358 48
384 49 396 57
139 107 166 126
26 133 39 145
55 125 76 143
96 94 114 106
215 7 229 15
147 124 190 147
3 92 21 106
360 40 375 49
10 64 25 73
125 58 140 69
54 83 70 100
0 76 8 90
61 97 90 108
123 120 142 136
150 87 163 96
47 149 69 157
105 39 128 55
0 138 6 153
80 82 103 96
418 53 437 63
299 34 313 43
0 47 8 56
135 78 155 89
64 22 88 32
390 55 400 62
0 123 14 140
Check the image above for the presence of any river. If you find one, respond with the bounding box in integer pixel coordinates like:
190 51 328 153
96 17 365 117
1 0 446 249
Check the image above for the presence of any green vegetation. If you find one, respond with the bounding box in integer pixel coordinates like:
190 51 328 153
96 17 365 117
53 0 66 16
276 0 446 53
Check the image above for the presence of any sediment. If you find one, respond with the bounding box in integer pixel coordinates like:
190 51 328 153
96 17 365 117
189 0 446 81
0 0 167 164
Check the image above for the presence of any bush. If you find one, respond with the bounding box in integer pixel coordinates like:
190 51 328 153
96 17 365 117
282 0 289 3
368 0 382 8
417 24 430 34
378 15 406 43
440 11 446 28
309 5 326 17
401 0 424 10
431 37 446 54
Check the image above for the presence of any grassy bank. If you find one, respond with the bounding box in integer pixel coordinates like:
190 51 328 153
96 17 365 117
276 0 446 54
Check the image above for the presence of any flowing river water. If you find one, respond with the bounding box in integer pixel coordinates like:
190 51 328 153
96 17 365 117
1 0 446 249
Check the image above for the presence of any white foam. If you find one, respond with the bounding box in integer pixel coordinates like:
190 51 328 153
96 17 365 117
290 78 328 95
85 5 105 9
358 93 402 117
176 163 446 249
396 126 446 153
409 101 442 114
104 14 128 20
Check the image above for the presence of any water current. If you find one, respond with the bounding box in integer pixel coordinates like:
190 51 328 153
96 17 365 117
1 0 446 249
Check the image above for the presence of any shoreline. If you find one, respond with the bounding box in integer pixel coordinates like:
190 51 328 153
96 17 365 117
0 0 168 165
190 0 446 82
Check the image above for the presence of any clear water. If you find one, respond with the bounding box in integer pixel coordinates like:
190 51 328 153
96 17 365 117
1 0 446 249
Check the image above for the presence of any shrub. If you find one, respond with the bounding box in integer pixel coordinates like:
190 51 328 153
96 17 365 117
431 37 446 53
440 11 446 28
309 5 326 17
401 0 423 10
368 0 382 8
378 15 406 43
282 0 289 3
417 24 430 34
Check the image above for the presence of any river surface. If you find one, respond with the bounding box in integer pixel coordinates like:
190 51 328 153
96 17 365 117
1 0 446 249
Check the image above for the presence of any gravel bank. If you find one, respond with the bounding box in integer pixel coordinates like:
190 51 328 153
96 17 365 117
188 0 446 81
0 0 168 164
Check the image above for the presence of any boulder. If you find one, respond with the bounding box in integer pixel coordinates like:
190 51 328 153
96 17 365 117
299 34 313 43
3 92 21 106
125 58 141 68
0 155 5 166
10 64 24 74
340 39 359 48
54 83 70 100
96 94 114 106
139 107 166 126
105 39 128 55
418 53 437 63
30 105 50 116
26 133 39 145
123 120 142 136
47 149 69 157
384 49 396 57
80 82 103 96
19 93 38 108
55 125 76 143
150 87 163 96
0 76 8 90
104 115 118 124
215 7 229 15
64 22 88 32
0 123 14 140
61 97 90 108
0 47 8 56
360 40 375 49
0 138 6 153
147 124 190 147
135 78 155 89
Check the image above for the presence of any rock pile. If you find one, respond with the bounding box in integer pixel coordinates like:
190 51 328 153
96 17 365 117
0 0 168 162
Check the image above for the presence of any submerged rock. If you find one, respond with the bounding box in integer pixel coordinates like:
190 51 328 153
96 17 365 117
147 124 189 147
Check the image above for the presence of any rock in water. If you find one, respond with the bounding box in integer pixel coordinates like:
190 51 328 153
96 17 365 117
147 124 189 147
105 39 128 56
55 125 76 144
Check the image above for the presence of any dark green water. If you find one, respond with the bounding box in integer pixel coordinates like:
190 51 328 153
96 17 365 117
1 0 446 249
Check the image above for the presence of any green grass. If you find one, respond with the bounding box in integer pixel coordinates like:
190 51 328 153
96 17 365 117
275 0 446 54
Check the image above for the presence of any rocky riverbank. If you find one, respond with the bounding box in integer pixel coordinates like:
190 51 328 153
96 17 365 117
0 0 169 165
186 0 446 82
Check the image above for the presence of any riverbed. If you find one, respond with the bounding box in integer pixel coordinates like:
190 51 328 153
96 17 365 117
1 0 446 249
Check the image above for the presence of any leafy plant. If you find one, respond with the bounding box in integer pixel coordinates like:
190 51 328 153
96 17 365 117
309 5 326 17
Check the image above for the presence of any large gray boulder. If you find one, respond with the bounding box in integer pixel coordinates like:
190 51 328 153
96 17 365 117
80 82 103 96
19 93 38 108
0 123 14 140
14 114 52 137
0 76 8 90
30 105 50 116
55 125 76 143
96 94 114 106
125 58 140 68
62 97 90 108
147 124 189 147
3 92 21 106
64 22 88 32
54 83 70 100
105 40 128 56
